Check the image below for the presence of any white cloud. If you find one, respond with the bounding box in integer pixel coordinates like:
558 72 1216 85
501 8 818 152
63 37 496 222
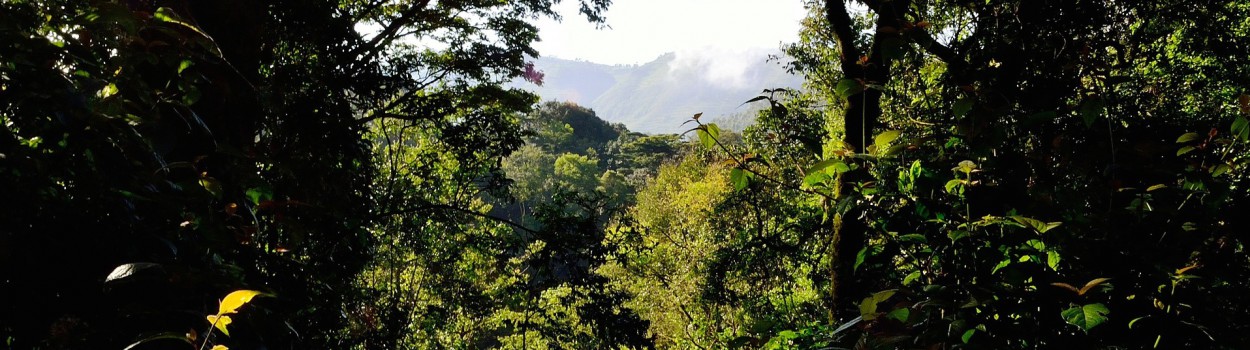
668 47 777 89
534 0 806 65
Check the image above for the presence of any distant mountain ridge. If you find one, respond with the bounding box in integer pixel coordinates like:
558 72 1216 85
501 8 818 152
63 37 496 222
511 50 802 134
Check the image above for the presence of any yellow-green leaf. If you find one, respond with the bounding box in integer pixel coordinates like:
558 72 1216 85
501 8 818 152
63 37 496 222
217 290 264 315
858 290 897 320
874 130 901 150
1176 132 1201 143
206 314 232 336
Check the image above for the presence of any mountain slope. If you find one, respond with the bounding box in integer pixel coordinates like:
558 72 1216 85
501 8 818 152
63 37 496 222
513 50 801 134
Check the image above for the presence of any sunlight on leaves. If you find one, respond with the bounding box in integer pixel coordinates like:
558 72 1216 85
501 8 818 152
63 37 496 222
218 290 265 315
1062 303 1110 333
206 315 232 336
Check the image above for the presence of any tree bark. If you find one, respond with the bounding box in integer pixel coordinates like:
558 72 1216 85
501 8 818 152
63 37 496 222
822 0 908 317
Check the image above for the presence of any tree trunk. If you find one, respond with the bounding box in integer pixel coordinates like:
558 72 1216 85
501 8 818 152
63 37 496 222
823 0 906 317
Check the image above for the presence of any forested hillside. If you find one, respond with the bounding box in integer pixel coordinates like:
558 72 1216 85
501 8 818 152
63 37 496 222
3 0 1250 349
511 54 801 134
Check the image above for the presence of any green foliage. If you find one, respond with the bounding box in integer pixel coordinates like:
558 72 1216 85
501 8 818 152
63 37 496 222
1 0 614 348
1062 303 1112 333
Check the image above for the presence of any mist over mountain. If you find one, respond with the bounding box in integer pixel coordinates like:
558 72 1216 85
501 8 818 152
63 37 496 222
512 48 802 134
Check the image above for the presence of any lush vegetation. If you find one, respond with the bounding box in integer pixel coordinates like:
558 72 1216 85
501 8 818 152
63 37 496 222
3 0 1250 349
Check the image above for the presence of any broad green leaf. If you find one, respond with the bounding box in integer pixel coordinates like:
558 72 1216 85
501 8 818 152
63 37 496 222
1011 216 1061 233
217 290 265 315
830 162 850 174
1176 132 1201 143
991 259 1011 274
1062 303 1110 332
948 230 970 242
730 168 748 191
178 60 193 74
696 128 713 148
859 290 897 320
246 186 273 205
206 314 232 336
1177 146 1196 156
854 245 883 271
902 271 921 286
807 159 844 175
803 171 829 187
706 123 721 140
888 308 910 322
1047 251 1061 270
874 130 901 149
1211 164 1230 177
944 179 964 195
882 144 907 156
100 83 119 98
957 160 977 173
835 79 864 97
898 234 926 244
1232 116 1249 142
962 329 976 344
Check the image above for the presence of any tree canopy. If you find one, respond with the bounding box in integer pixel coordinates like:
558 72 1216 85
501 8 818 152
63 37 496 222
3 0 1250 349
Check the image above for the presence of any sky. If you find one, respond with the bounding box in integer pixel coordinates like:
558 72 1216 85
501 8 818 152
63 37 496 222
533 0 809 65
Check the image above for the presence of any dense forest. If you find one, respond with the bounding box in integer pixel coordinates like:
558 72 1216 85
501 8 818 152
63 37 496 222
2 0 1250 349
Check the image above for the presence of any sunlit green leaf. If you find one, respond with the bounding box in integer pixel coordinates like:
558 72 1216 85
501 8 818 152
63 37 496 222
902 271 921 286
992 259 1011 274
1211 164 1230 177
1048 251 1061 270
696 128 713 148
888 308 910 322
1176 132 1202 143
803 171 829 187
859 290 897 320
948 230 970 242
1232 116 1249 141
730 168 748 191
1062 303 1110 332
874 130 901 150
945 179 965 195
